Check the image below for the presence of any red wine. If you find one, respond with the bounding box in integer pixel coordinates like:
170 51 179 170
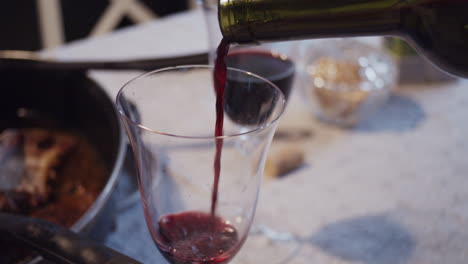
226 50 294 99
211 38 230 216
223 50 291 125
154 211 240 264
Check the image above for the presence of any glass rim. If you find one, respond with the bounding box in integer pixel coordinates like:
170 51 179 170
115 64 286 140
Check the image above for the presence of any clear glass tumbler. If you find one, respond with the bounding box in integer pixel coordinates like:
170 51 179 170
116 65 285 264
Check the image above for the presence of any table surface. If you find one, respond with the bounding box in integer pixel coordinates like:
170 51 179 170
45 9 468 264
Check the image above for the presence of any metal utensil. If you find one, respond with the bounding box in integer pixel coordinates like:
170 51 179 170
0 50 209 71
0 212 142 264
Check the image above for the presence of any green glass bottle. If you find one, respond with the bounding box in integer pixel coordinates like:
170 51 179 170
218 0 468 78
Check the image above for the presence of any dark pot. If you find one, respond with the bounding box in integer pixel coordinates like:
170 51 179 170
0 68 137 263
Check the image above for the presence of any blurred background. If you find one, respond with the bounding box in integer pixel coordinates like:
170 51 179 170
0 0 197 51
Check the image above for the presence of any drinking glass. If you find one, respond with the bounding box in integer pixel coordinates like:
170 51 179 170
116 65 285 264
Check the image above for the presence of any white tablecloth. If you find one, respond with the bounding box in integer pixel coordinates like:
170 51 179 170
45 9 468 264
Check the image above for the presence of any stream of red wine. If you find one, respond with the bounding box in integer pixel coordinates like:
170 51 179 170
211 38 230 216
152 39 236 264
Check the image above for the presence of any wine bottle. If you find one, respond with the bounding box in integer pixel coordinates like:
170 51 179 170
218 0 468 78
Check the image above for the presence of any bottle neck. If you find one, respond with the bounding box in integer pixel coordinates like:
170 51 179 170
219 0 406 43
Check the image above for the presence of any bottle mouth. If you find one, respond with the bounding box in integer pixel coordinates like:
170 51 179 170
218 0 256 44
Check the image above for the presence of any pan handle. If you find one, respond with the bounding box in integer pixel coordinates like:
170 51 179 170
0 213 142 264
0 50 209 71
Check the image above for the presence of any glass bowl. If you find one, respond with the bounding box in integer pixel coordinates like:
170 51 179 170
301 38 398 127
